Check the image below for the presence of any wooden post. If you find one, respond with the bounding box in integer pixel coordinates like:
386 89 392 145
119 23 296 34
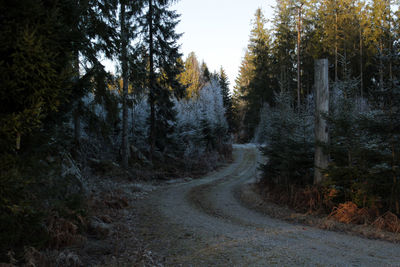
314 59 329 184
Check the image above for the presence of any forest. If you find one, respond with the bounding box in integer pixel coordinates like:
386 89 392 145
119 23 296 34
1 0 400 265
236 0 400 229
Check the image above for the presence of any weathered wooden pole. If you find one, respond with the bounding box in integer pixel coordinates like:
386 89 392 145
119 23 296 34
314 59 329 184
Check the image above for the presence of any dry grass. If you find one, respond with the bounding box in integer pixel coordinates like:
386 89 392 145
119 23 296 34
328 202 371 224
258 182 400 235
242 183 400 243
373 212 400 233
88 190 129 214
46 216 86 249
259 183 333 214
327 202 400 233
292 186 323 212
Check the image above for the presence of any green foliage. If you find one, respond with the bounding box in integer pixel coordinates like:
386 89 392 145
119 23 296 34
324 54 400 212
0 137 86 262
0 0 97 260
261 91 314 187
272 0 296 92
140 0 183 155
0 155 47 262
200 62 211 84
0 27 64 153
233 8 277 140
218 67 233 133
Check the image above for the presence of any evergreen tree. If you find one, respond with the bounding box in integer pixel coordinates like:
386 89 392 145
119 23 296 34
324 57 367 205
68 0 118 143
233 8 276 140
324 53 400 213
260 91 314 187
139 0 183 159
366 0 393 89
118 0 143 168
218 67 233 133
272 0 296 94
233 51 253 140
0 0 119 258
200 61 211 84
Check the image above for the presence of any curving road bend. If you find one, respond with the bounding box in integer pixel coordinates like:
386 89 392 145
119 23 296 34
136 144 400 266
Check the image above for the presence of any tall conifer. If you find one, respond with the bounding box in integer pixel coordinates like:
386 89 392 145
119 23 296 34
140 0 182 159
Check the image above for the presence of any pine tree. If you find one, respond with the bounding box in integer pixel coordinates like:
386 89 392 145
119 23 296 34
233 51 253 140
272 0 296 93
200 61 211 84
0 0 116 258
218 67 233 133
234 8 276 140
324 53 400 212
140 0 183 159
68 0 118 143
260 91 314 187
365 0 393 90
295 0 305 111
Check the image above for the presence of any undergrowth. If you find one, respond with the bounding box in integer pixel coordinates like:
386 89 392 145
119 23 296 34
258 180 400 234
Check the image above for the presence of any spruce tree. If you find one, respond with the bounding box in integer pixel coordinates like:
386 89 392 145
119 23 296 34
272 0 296 94
232 51 253 140
200 62 211 84
234 8 276 140
118 0 143 168
139 0 183 159
67 0 118 143
260 91 314 187
325 53 400 213
0 0 118 258
218 67 233 133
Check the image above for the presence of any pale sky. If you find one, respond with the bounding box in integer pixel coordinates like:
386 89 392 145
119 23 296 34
173 0 276 90
103 1 276 91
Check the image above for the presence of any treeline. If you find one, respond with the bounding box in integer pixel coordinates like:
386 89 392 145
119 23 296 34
236 2 400 222
234 0 398 140
0 0 232 261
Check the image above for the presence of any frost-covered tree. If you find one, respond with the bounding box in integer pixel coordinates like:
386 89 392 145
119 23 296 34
174 78 228 168
260 91 314 186
323 56 381 208
139 0 182 160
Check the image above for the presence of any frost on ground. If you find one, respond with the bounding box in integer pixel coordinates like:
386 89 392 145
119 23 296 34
127 145 400 266
29 145 400 266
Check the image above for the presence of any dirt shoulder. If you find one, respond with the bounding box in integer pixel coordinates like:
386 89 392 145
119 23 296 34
238 183 400 244
81 144 400 266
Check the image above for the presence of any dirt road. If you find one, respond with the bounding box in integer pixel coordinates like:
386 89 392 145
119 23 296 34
133 144 400 266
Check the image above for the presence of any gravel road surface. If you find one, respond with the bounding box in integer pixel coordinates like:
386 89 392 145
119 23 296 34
134 144 400 266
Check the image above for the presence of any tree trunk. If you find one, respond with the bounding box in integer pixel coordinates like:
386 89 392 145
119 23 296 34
388 1 392 81
149 0 155 162
360 27 363 98
335 12 338 82
74 51 82 144
379 41 384 91
314 59 329 184
297 4 302 112
120 2 129 168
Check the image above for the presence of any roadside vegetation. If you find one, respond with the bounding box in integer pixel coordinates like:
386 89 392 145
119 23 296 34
234 2 400 234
